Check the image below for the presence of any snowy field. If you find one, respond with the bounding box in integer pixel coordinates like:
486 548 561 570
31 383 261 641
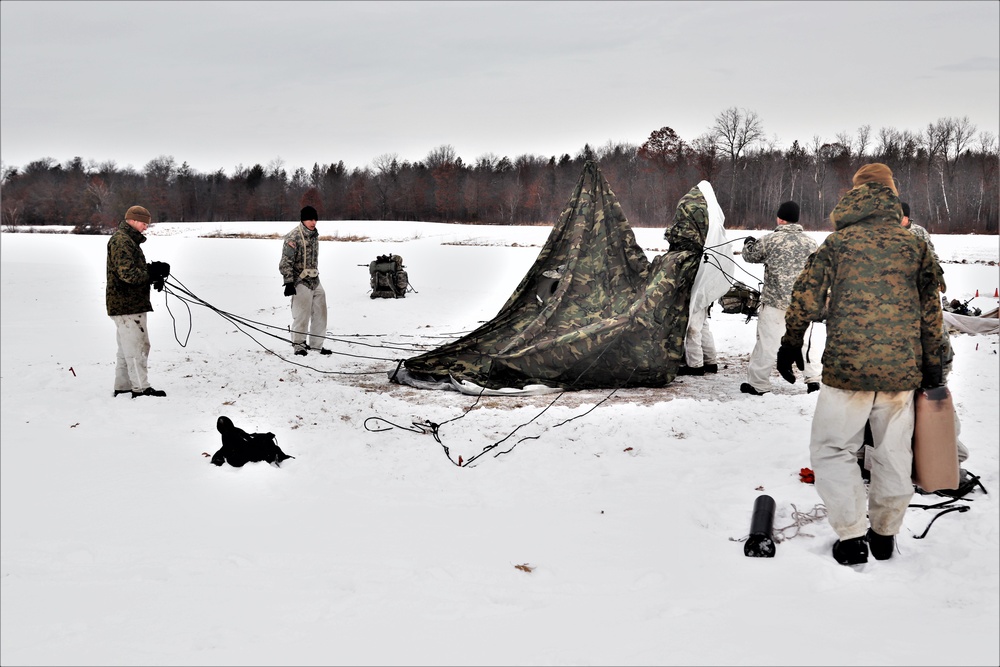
1 220 998 666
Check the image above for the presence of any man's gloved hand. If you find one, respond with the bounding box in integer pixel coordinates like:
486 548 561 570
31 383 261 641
744 236 757 245
283 283 296 297
148 261 170 280
776 343 804 384
921 364 943 389
148 261 169 291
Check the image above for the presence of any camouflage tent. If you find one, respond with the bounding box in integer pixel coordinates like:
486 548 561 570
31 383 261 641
392 161 727 393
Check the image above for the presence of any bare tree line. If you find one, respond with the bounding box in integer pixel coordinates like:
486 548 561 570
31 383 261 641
2 109 997 234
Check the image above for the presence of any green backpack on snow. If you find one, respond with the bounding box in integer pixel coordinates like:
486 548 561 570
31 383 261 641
369 254 409 299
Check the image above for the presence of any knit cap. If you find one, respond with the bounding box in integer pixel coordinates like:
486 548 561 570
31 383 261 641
125 205 151 224
776 201 799 223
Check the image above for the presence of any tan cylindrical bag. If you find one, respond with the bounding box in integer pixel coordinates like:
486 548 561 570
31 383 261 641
912 387 960 492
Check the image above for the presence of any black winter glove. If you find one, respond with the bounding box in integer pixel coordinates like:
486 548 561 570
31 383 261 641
776 343 804 384
744 236 757 245
283 283 296 297
921 364 943 389
148 261 169 291
148 261 170 280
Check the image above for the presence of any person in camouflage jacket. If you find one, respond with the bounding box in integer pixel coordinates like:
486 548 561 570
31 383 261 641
900 201 939 264
740 200 820 395
674 183 732 376
106 205 170 398
900 201 971 466
279 206 329 356
779 164 944 565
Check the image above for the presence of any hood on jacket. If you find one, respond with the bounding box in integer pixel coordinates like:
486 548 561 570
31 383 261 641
829 182 903 231
852 163 898 194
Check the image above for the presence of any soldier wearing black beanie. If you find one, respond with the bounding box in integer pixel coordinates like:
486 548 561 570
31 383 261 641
740 198 820 397
279 205 330 356
776 201 800 223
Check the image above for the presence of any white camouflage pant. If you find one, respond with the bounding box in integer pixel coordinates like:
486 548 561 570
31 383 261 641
111 313 151 392
811 385 915 539
290 281 328 351
746 305 822 391
684 307 717 368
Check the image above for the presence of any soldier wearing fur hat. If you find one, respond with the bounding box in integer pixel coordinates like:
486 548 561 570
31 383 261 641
740 200 821 396
106 205 171 398
279 206 330 356
779 164 945 566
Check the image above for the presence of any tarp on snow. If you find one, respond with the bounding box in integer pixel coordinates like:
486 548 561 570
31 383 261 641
392 161 734 393
943 308 1000 335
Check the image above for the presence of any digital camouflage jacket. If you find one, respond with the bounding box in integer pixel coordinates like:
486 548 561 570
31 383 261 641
279 223 320 289
742 224 818 310
906 222 939 263
106 221 152 316
782 183 944 391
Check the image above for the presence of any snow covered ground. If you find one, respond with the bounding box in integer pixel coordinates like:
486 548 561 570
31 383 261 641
2 219 998 666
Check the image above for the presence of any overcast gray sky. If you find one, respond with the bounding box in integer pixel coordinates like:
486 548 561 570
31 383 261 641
2 0 998 176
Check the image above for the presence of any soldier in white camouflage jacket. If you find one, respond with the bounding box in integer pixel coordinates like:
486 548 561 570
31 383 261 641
739 201 820 396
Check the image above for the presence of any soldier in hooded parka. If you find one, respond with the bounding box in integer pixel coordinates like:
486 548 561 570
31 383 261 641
778 163 945 566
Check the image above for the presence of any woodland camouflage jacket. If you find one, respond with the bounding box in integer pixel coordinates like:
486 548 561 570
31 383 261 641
279 223 320 288
666 187 708 254
106 221 152 316
742 224 817 310
782 183 944 391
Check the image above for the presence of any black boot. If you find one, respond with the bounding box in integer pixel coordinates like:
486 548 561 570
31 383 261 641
832 536 868 565
740 383 768 396
703 363 718 374
132 387 166 398
677 365 705 376
866 529 895 561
